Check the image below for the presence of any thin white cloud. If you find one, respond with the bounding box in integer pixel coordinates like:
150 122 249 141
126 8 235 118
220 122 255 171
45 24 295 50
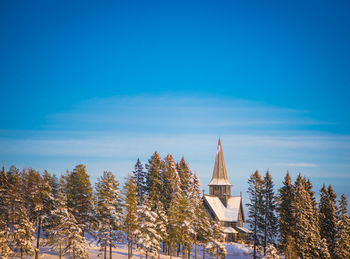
276 163 318 168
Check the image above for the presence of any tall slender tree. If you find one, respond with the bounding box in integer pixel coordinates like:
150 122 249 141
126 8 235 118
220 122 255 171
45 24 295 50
333 194 350 259
46 176 88 259
292 175 330 258
319 184 338 257
95 171 123 259
123 176 139 259
262 171 278 255
132 159 147 205
277 172 295 258
145 152 164 207
176 157 192 198
66 164 94 235
246 170 264 259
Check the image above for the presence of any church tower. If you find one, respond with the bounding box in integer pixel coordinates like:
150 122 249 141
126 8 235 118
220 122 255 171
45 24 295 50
208 138 232 207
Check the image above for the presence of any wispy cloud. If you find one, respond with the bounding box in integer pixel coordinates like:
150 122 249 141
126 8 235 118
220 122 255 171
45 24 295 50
43 95 327 132
276 163 317 168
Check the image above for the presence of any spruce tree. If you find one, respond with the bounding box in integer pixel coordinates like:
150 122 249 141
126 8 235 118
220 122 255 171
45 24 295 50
262 171 278 255
161 154 181 211
13 206 35 259
319 184 338 257
206 220 226 259
145 152 164 207
188 173 202 259
95 171 123 259
277 172 295 258
333 194 350 259
66 164 94 235
135 196 161 259
292 175 330 258
21 168 54 259
0 217 11 258
132 159 147 205
46 176 88 259
177 156 192 197
246 170 264 259
123 176 139 259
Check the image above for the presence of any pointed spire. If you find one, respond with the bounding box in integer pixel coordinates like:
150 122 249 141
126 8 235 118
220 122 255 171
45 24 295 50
208 138 232 186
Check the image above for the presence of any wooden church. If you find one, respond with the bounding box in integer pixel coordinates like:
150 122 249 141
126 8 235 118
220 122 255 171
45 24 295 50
203 138 251 242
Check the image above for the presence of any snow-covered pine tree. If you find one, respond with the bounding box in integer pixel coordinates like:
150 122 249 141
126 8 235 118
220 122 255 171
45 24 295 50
64 219 89 259
66 164 95 236
176 156 192 198
277 172 295 259
246 170 264 259
145 152 164 207
292 175 330 259
319 184 338 257
13 206 35 259
0 167 10 227
95 171 123 259
45 175 89 259
21 168 54 259
206 220 226 259
0 167 12 258
161 154 181 211
123 175 139 259
162 154 190 258
132 159 147 205
154 200 168 258
333 194 350 259
262 171 278 255
0 217 11 258
135 196 161 259
188 173 202 259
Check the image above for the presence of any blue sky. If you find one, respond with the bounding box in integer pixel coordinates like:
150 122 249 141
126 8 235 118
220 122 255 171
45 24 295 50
1 1 349 205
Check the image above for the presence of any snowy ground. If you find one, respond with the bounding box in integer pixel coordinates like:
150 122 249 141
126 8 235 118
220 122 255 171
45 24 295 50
12 238 256 258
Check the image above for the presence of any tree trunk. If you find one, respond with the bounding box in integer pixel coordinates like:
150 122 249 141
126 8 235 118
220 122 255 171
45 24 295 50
110 238 112 259
104 240 107 259
59 241 62 259
35 216 41 259
21 248 23 259
203 244 205 259
195 239 197 259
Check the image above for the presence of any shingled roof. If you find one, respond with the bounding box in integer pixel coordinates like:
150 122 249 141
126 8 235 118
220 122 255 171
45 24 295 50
208 138 232 186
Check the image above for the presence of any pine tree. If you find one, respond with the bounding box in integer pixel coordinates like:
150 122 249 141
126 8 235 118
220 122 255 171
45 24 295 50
0 217 11 258
177 157 192 197
246 170 264 259
132 159 147 205
135 196 161 259
319 184 338 257
95 171 123 259
277 172 295 258
123 176 139 259
145 152 164 207
333 194 350 259
21 168 54 259
262 171 278 255
13 206 35 259
66 164 95 235
206 220 226 259
64 219 89 259
46 176 89 259
154 200 168 258
161 154 182 211
292 175 330 259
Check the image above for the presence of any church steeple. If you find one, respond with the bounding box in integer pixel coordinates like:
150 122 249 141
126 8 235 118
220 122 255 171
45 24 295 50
209 138 232 186
208 138 232 206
